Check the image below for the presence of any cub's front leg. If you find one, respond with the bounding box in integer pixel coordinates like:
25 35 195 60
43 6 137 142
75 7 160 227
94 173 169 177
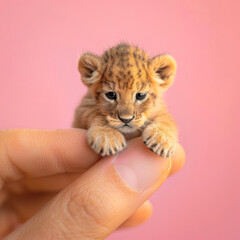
142 114 178 158
87 121 126 156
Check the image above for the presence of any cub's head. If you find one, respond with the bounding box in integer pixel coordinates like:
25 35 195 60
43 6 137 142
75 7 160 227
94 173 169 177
78 43 176 133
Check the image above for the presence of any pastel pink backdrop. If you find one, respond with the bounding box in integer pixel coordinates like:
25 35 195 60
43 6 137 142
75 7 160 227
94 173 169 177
0 0 239 239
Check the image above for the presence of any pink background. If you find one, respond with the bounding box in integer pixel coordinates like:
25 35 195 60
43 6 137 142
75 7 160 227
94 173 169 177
0 0 239 239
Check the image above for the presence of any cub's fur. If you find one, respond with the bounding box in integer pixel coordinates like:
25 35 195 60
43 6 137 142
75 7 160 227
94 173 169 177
73 43 178 157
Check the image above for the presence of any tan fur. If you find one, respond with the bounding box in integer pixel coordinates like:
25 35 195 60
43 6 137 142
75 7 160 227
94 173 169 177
72 43 178 157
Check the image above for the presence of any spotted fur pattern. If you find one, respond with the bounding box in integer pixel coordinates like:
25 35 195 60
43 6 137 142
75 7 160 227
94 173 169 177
73 43 178 157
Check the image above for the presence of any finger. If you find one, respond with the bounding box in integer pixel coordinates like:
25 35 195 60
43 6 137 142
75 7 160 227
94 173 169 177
169 144 185 176
0 191 8 206
119 201 153 228
4 144 185 193
5 196 152 229
5 173 81 193
0 207 18 239
6 138 184 240
0 129 100 185
5 192 55 222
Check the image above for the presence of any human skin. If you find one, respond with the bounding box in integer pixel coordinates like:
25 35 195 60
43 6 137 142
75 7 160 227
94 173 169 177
0 129 185 239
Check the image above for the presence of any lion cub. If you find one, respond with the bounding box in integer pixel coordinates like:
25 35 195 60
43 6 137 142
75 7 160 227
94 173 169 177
73 43 178 158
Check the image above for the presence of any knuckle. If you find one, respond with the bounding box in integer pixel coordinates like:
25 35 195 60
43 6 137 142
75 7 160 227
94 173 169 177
64 185 112 236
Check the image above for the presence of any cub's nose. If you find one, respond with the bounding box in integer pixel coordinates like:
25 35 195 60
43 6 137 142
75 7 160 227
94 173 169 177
118 115 135 124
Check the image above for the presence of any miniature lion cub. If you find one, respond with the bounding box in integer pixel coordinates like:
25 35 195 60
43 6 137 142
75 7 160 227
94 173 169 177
72 43 178 157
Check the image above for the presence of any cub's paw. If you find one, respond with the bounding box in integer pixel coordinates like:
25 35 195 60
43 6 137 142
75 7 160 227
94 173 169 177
87 127 126 156
142 124 177 158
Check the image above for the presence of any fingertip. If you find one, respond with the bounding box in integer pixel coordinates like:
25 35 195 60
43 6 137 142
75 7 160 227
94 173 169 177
169 144 185 176
119 201 153 228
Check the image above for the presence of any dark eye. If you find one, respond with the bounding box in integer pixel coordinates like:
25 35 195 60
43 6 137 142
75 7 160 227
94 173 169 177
136 92 147 101
105 91 117 100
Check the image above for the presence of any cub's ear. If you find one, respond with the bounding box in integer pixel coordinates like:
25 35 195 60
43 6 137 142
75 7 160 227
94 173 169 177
78 53 102 86
149 55 177 89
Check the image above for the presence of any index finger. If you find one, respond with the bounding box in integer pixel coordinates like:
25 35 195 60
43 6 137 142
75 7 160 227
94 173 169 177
0 129 185 187
0 129 100 185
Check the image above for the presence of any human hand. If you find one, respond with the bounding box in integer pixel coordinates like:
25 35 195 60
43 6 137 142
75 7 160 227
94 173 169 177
0 129 185 239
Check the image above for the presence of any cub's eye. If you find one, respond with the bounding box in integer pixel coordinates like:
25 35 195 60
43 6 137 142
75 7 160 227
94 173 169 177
136 92 147 101
105 91 117 100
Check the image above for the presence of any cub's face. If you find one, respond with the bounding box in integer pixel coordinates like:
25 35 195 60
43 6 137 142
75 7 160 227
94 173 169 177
78 44 176 133
99 68 154 133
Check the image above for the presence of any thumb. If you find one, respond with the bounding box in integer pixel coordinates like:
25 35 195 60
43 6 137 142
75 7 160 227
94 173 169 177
5 139 171 240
